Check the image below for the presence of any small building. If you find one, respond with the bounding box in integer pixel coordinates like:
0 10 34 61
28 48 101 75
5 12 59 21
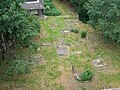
22 0 44 17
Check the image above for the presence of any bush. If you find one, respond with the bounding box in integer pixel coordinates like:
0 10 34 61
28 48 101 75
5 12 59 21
70 0 89 23
0 1 40 60
81 69 94 82
81 31 87 38
45 6 51 10
85 0 120 46
5 58 32 77
44 7 61 16
71 29 79 34
44 0 61 16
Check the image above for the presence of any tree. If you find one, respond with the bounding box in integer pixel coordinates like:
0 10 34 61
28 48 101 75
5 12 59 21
0 0 40 60
70 0 89 23
86 0 120 45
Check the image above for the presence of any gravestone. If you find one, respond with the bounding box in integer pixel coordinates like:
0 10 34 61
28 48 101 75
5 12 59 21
61 30 70 36
92 58 108 72
57 45 69 56
41 43 51 46
28 54 44 64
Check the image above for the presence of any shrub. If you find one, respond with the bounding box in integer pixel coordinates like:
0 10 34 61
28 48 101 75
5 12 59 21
0 1 40 60
81 31 87 38
71 29 79 34
45 6 51 10
5 58 32 77
70 0 89 23
44 0 61 16
45 7 61 16
81 69 94 82
85 0 120 46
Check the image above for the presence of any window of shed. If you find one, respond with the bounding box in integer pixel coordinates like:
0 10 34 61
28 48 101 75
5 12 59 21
30 10 38 15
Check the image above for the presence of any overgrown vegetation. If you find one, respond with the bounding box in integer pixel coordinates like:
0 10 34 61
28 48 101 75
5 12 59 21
86 0 120 46
70 0 89 23
81 30 87 38
44 0 61 16
69 0 120 46
80 69 94 82
71 29 79 34
0 0 40 60
5 58 31 77
0 0 120 90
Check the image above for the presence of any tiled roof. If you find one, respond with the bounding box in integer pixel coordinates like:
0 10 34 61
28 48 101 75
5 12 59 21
22 0 44 10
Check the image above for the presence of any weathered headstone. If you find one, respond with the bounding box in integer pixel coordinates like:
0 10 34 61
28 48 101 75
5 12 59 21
57 45 69 56
41 43 51 46
93 58 108 72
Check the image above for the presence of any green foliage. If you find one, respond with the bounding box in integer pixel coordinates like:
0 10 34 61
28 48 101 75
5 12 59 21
81 69 94 81
81 31 87 38
85 0 120 45
70 0 89 23
0 0 40 59
45 8 61 16
5 58 32 77
44 0 61 16
71 29 79 34
45 6 51 10
70 0 120 46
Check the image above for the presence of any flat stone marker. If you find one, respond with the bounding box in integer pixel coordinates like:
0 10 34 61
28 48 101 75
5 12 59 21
28 54 44 64
41 43 51 46
93 58 107 68
93 58 108 72
57 45 69 56
74 51 82 55
62 30 70 35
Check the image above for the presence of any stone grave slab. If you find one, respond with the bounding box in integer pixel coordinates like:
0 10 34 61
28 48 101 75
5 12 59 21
61 30 70 35
93 58 108 72
57 45 69 56
41 42 51 46
28 54 44 64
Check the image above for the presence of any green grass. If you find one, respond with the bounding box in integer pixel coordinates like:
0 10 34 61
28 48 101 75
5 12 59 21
0 0 120 90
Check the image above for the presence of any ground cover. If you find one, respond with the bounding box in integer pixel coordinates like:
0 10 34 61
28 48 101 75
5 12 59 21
0 0 120 90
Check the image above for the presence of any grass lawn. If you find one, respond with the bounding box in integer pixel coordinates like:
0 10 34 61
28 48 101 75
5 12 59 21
0 0 120 90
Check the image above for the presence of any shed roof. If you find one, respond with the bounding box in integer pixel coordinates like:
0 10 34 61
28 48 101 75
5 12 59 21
22 0 44 10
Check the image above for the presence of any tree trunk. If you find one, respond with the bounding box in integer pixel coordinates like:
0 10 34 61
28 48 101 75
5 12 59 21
1 34 6 60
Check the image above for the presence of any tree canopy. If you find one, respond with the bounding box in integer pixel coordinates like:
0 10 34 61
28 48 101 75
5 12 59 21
70 0 120 46
86 0 120 45
70 0 89 23
0 0 40 59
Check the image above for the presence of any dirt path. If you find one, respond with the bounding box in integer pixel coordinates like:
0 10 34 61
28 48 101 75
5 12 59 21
52 0 120 90
53 0 77 16
53 1 85 90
